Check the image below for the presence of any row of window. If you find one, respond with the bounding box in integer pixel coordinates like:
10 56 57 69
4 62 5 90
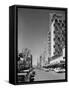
53 17 65 56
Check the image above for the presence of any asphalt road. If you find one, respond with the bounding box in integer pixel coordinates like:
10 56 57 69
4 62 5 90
34 68 65 81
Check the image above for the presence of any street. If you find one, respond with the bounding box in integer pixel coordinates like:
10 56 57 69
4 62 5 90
34 68 65 81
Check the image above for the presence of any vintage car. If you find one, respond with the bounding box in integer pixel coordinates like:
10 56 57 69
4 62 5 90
42 68 49 72
54 68 65 73
18 68 35 82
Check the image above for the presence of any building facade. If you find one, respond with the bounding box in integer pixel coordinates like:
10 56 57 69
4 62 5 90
48 13 65 65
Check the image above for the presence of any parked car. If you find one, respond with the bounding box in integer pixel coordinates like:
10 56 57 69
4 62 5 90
43 68 49 72
54 68 65 73
50 68 54 71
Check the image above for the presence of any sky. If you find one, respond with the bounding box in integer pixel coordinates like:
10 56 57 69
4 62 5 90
18 8 65 66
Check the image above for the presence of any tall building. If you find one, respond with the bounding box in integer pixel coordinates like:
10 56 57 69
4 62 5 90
48 13 65 65
39 50 47 67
